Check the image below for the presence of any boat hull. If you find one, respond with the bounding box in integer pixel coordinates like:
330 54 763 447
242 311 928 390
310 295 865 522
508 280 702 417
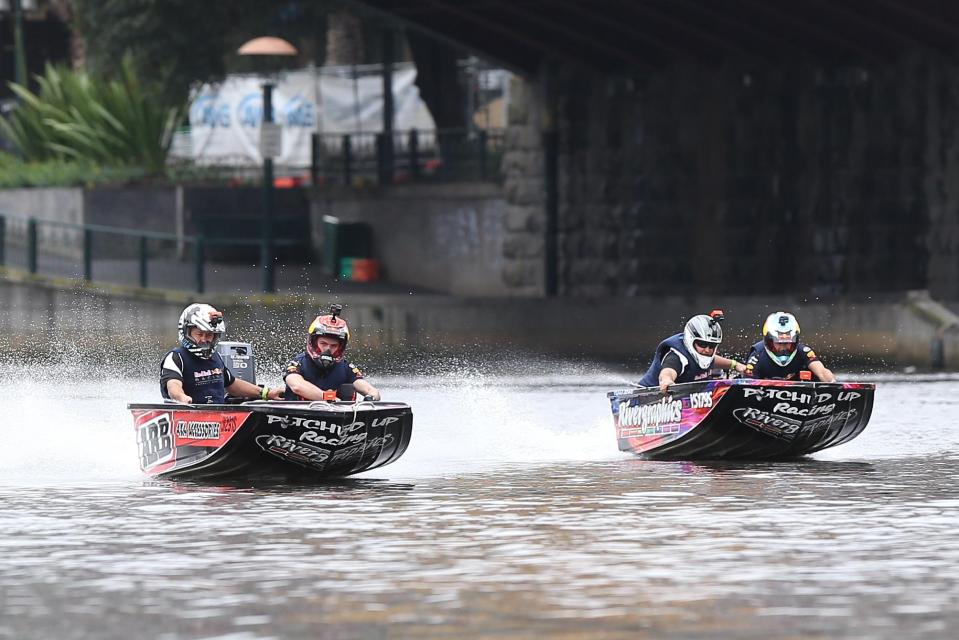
129 401 413 480
609 379 875 460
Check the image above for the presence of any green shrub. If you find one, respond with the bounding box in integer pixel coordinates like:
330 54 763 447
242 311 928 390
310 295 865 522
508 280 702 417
0 153 151 188
0 60 183 175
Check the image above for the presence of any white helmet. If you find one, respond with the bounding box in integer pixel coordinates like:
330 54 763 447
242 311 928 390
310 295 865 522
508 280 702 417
763 311 801 366
178 303 225 359
683 313 723 369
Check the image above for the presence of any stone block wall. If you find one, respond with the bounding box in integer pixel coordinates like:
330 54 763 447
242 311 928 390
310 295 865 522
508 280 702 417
537 52 954 298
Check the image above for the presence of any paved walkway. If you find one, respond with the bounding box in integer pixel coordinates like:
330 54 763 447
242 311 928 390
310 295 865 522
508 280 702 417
1 242 435 296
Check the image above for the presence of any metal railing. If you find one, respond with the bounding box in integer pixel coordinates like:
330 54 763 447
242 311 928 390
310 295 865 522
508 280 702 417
311 128 505 186
168 127 506 187
0 213 304 294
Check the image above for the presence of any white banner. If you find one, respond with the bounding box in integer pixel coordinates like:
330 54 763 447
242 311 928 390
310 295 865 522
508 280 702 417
187 66 436 166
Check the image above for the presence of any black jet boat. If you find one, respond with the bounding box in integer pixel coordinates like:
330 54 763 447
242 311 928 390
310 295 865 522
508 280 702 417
129 399 413 480
608 378 875 460
131 340 412 480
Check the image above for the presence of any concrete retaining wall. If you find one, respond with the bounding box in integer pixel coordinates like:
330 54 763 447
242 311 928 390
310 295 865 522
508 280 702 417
2 275 956 372
312 183 507 296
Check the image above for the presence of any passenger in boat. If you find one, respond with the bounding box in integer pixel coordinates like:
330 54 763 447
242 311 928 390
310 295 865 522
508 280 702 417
744 311 836 382
160 303 285 404
639 310 747 393
282 304 381 401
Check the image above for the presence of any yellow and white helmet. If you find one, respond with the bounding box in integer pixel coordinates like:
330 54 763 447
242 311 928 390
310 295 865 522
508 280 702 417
763 311 801 366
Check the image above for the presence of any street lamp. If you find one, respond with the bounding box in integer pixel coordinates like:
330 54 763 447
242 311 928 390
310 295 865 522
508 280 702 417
237 36 298 293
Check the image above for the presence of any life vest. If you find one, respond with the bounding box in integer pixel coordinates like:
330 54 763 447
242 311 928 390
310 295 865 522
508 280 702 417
638 333 713 387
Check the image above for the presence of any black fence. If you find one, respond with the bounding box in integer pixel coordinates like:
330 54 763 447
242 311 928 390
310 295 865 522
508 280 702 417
311 128 505 186
169 127 506 187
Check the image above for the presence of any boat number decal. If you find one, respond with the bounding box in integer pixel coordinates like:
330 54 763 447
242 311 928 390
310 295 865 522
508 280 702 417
732 407 801 440
255 433 330 469
137 414 174 470
689 391 713 409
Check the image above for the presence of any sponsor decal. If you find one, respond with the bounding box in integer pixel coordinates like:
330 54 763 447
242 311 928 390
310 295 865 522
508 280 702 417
366 433 395 449
742 388 813 404
137 414 174 470
618 423 681 439
300 430 367 447
771 401 836 417
732 407 802 440
371 416 398 428
266 414 366 436
803 408 858 432
689 391 713 410
255 433 330 469
175 420 221 440
330 443 366 464
837 391 861 401
618 397 683 429
193 368 223 379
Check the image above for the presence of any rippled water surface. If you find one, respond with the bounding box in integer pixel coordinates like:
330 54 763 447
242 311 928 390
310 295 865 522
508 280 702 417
1 364 958 639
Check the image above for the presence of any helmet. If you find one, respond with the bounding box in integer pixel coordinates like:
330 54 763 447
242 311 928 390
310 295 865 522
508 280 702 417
178 303 225 359
683 313 723 369
763 311 801 366
306 304 350 369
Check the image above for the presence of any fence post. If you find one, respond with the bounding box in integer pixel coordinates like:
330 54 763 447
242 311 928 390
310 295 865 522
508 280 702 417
139 235 148 288
27 218 37 274
310 132 320 187
409 129 420 180
0 215 5 266
83 229 93 281
343 134 352 186
376 133 393 186
194 236 205 294
478 129 488 180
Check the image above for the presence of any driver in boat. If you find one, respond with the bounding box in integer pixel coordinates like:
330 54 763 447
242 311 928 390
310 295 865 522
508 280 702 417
744 311 836 382
282 305 381 401
160 303 285 404
638 310 747 394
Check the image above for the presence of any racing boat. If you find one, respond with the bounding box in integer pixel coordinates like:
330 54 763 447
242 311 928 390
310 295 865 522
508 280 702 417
608 378 875 460
129 399 413 480
132 340 411 480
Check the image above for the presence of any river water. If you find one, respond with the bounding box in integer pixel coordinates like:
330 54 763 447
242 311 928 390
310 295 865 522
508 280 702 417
1 358 958 639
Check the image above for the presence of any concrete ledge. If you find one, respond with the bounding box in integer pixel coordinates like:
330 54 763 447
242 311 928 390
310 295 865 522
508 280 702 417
2 268 956 370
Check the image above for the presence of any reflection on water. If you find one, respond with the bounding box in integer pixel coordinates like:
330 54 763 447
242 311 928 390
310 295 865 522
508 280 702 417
1 365 959 639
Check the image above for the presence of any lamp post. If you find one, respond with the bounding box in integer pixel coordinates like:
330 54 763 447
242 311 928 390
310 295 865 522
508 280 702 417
12 0 28 88
238 36 298 293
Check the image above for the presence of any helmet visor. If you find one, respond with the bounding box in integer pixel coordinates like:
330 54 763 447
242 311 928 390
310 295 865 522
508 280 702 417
692 339 718 353
766 334 798 355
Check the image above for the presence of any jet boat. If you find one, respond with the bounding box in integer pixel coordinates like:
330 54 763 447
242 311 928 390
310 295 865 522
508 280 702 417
608 378 874 460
